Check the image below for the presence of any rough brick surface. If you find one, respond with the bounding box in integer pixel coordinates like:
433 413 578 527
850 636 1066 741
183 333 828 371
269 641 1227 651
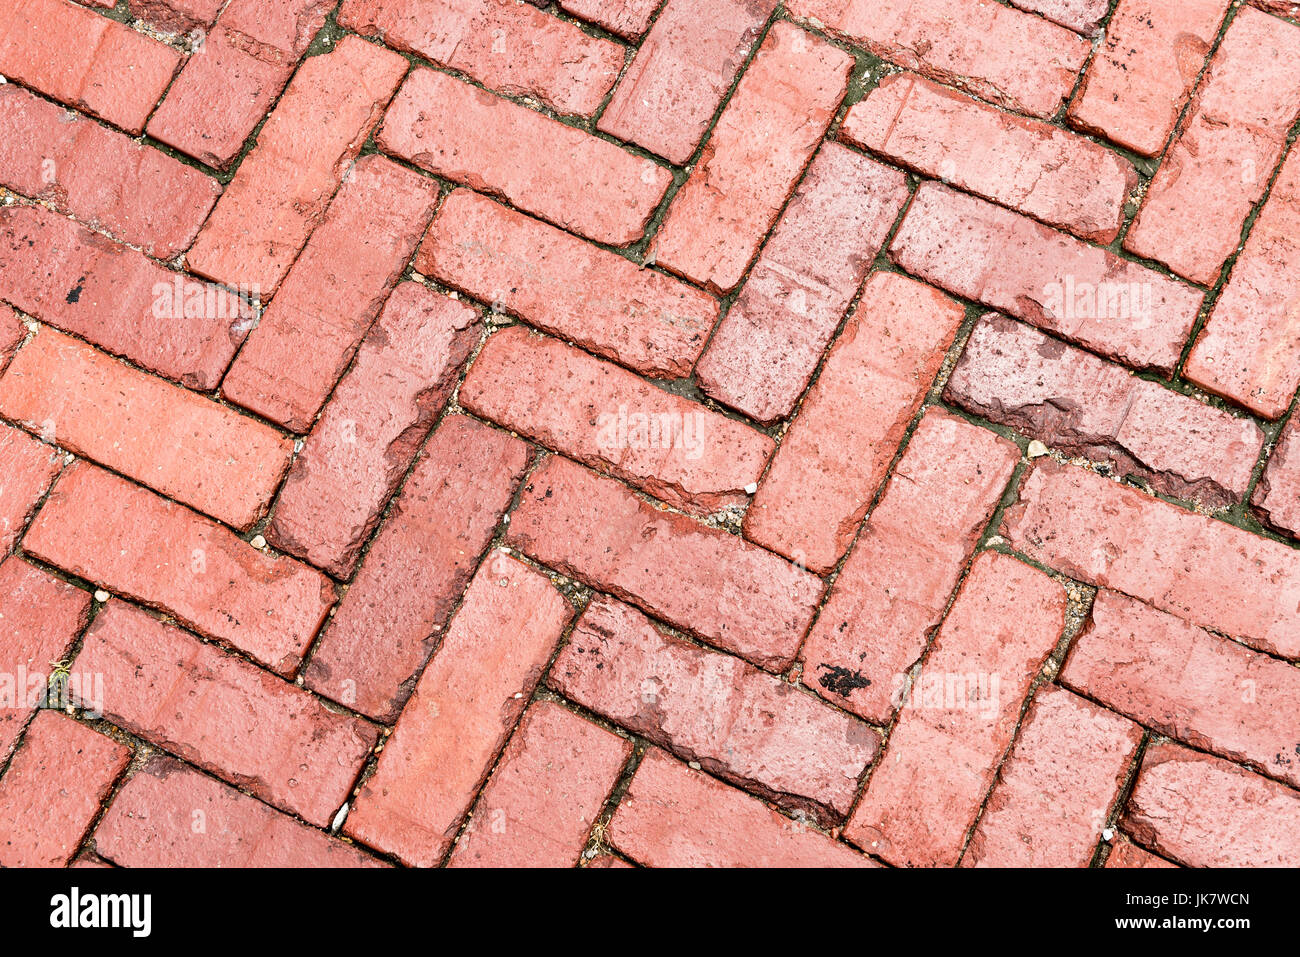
0 330 292 530
379 68 671 246
1106 838 1178 869
1008 0 1109 35
0 307 24 371
650 22 852 292
507 455 824 672
560 0 661 39
801 409 1021 723
133 0 225 33
0 424 61 555
1254 417 1300 537
417 190 717 378
462 326 772 515
894 184 1203 373
745 272 966 573
945 313 1264 507
24 463 334 674
846 551 1066 867
551 596 878 821
346 553 573 867
695 143 909 423
268 284 479 576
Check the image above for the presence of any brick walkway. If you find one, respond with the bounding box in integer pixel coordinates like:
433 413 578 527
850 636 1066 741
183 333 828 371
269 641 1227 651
0 0 1297 869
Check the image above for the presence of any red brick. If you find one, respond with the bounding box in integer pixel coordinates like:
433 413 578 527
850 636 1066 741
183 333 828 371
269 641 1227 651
0 424 61 554
462 327 772 516
0 558 92 762
1003 459 1300 661
649 23 852 293
187 36 408 295
507 455 824 672
0 0 181 133
379 68 671 247
551 596 877 821
1105 837 1178 869
585 853 633 868
449 701 631 868
596 0 777 164
1007 0 1109 34
609 749 873 867
745 273 965 573
846 551 1066 867
267 287 478 576
0 84 220 258
843 74 1136 244
1254 417 1300 537
1253 0 1300 15
1124 7 1300 284
133 0 225 32
1125 742 1300 867
787 0 1090 119
24 463 334 674
0 330 292 530
340 0 623 116
346 553 573 866
890 183 1203 373
0 711 129 867
0 306 24 371
801 409 1020 723
945 313 1264 508
417 190 716 379
146 0 335 169
559 0 660 39
303 417 529 722
96 757 382 868
1062 590 1300 789
1184 146 1300 419
0 203 254 391
963 685 1142 868
1067 0 1229 157
77 601 376 827
694 143 909 424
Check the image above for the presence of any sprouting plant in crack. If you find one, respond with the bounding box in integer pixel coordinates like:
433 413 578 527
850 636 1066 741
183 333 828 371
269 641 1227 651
43 658 72 713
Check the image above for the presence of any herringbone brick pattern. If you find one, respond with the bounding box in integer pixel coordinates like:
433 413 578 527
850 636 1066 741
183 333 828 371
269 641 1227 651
0 0 1297 868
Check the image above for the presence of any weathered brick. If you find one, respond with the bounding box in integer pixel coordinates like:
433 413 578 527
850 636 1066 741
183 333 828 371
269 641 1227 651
0 424 61 555
649 23 852 293
585 853 633 868
379 68 671 246
1125 743 1300 867
0 307 24 371
694 143 909 423
77 601 376 827
0 710 129 867
1007 0 1109 35
96 757 382 868
1105 837 1178 869
133 0 225 33
1184 146 1300 419
0 0 181 133
417 190 716 378
187 35 408 295
0 84 221 258
1068 0 1229 157
268 286 479 576
843 74 1136 243
787 0 1090 118
462 327 772 516
1003 459 1300 660
1253 0 1300 15
609 749 873 867
745 273 965 573
0 558 92 762
846 551 1066 867
1254 417 1300 537
559 0 660 39
346 553 573 867
963 685 1142 868
303 417 529 722
1124 7 1300 284
24 463 334 675
801 409 1020 723
945 313 1264 508
146 0 335 169
450 701 631 868
890 183 1203 373
1062 590 1300 789
597 0 777 164
551 596 877 821
507 455 824 672
0 203 254 391
340 0 623 116
0 330 292 530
